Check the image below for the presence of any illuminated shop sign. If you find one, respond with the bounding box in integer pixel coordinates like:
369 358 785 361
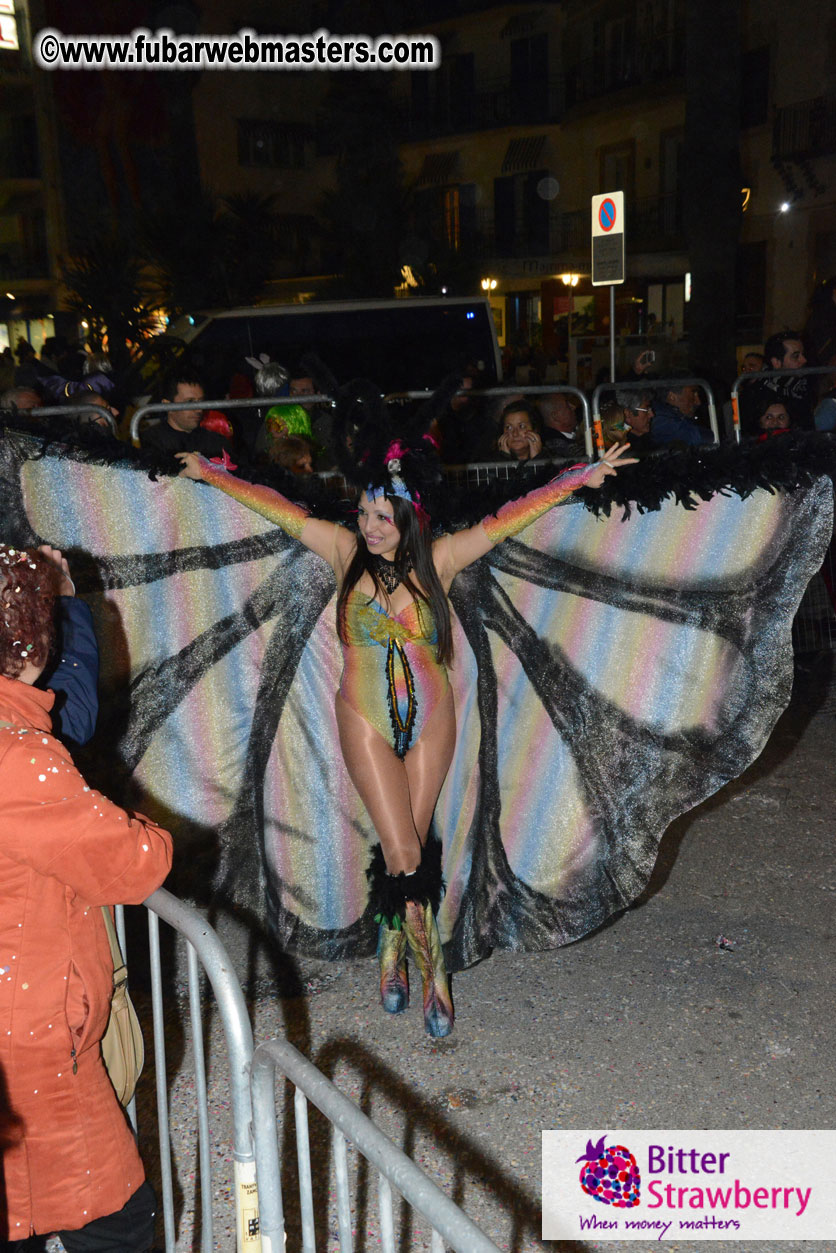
0 0 19 52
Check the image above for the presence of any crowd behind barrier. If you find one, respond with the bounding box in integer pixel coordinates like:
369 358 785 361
7 360 834 466
591 376 720 445
28 401 118 434
129 889 502 1253
127 394 336 446
731 364 836 439
7 373 836 659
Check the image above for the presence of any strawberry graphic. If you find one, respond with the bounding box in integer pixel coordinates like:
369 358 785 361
577 1135 641 1207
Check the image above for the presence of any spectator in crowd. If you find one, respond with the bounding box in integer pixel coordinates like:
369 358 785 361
71 389 120 431
291 362 339 462
39 337 64 373
651 378 714 447
0 347 14 393
14 341 56 394
539 392 586 458
740 351 764 374
1 386 43 413
267 434 315 475
813 373 836 432
141 371 231 458
755 399 793 438
804 276 836 367
497 399 543 461
437 368 489 463
602 389 656 455
289 369 316 404
622 347 658 384
755 330 814 428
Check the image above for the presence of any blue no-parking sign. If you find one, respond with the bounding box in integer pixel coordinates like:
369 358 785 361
591 191 625 285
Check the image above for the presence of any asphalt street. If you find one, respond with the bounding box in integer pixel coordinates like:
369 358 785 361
126 656 835 1253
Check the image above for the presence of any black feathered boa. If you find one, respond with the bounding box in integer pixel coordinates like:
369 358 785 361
3 411 835 527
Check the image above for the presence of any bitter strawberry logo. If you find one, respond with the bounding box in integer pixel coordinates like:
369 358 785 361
577 1135 641 1207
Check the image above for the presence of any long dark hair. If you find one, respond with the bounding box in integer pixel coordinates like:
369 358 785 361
337 496 453 665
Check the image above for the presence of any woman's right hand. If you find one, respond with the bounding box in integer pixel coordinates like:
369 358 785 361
176 452 206 480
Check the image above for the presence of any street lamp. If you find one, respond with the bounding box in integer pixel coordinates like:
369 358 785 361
481 277 497 291
560 273 579 287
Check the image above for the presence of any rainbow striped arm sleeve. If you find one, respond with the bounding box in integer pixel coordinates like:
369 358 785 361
481 462 597 545
201 463 309 540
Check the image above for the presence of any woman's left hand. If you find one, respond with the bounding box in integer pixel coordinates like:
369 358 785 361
525 430 543 459
585 441 638 488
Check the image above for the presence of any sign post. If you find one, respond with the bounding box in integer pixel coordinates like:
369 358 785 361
591 191 625 398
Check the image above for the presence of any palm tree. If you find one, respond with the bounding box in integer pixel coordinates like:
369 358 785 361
62 234 157 375
142 188 283 314
217 191 282 306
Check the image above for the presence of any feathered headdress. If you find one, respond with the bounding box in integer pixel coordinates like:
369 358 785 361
302 355 462 524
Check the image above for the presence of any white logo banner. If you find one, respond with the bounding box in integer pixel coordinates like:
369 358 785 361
542 1130 836 1241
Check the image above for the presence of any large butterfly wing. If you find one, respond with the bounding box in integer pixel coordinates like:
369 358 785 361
439 483 831 967
3 432 830 969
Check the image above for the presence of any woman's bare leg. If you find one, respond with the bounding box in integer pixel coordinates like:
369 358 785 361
403 686 456 841
335 693 421 873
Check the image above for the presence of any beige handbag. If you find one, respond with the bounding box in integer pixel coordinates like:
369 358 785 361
100 905 145 1107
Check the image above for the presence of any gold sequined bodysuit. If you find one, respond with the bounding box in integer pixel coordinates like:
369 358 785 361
339 589 449 758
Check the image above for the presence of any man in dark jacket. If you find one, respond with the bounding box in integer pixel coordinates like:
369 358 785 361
141 372 231 458
651 381 715 447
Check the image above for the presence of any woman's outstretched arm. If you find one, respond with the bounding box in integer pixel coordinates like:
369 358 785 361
177 452 355 569
440 443 636 579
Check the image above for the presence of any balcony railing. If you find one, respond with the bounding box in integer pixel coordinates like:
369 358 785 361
399 30 685 141
564 30 685 108
474 204 586 260
630 193 684 250
404 75 564 140
471 195 682 262
0 244 50 280
773 94 836 161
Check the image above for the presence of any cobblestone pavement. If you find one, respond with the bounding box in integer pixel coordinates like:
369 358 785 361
63 658 836 1253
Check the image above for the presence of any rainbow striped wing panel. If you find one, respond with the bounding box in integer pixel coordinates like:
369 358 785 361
2 432 830 969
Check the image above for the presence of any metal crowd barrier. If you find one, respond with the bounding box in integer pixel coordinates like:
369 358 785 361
591 377 720 452
29 401 118 434
126 888 259 1253
730 365 835 441
386 384 594 459
251 1036 502 1253
120 890 502 1253
129 394 334 444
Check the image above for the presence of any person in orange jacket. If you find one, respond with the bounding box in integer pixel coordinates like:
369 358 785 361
0 545 173 1251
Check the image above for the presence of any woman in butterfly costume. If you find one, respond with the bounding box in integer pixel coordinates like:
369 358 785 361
179 403 635 1037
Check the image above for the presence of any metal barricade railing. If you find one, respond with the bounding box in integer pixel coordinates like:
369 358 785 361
251 1036 502 1253
123 889 506 1253
29 402 118 434
386 385 594 459
128 394 334 444
591 377 720 454
120 888 259 1253
730 364 835 442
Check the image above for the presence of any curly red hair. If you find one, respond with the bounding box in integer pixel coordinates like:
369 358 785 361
0 547 58 679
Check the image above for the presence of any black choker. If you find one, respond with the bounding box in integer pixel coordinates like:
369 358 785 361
370 553 410 594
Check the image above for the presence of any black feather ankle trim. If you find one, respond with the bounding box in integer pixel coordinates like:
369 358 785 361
366 839 444 926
